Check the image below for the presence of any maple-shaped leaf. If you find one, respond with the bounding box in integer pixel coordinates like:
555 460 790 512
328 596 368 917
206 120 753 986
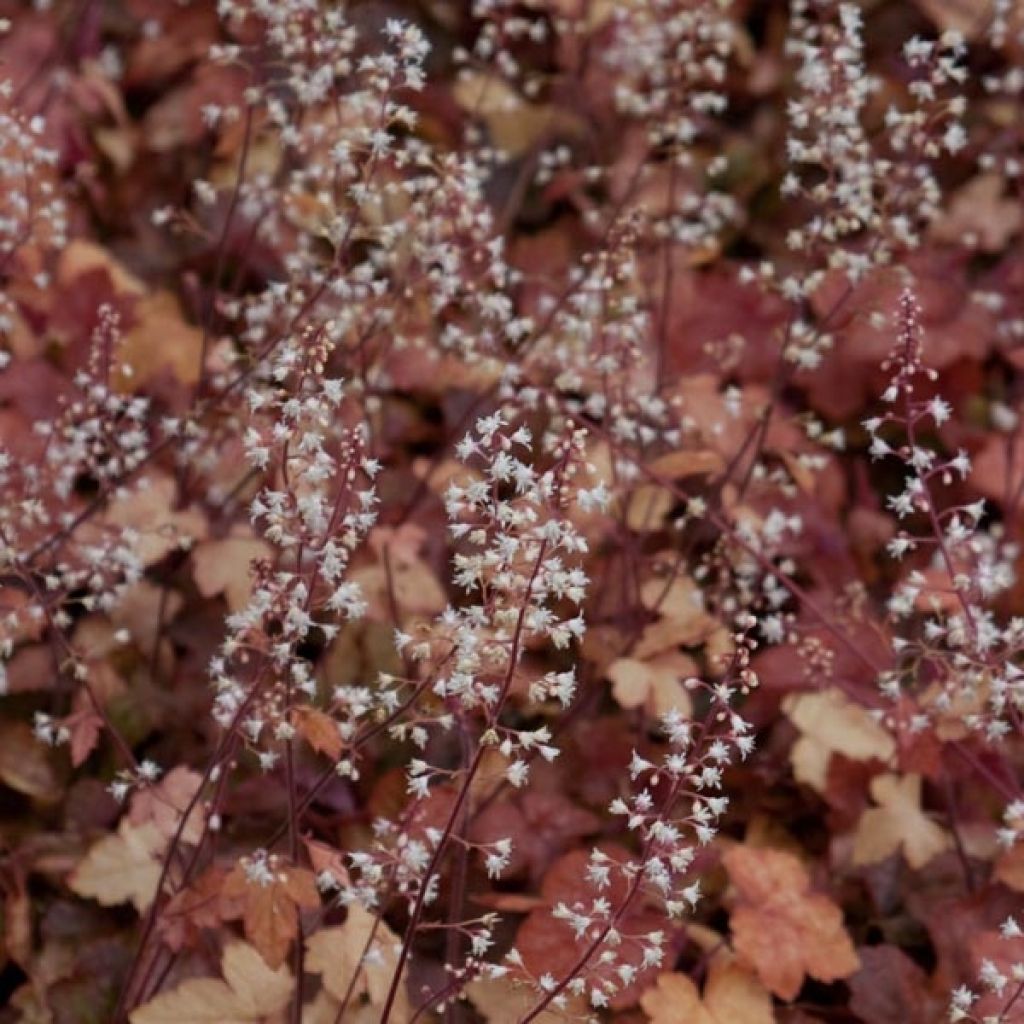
465 974 589 1023
61 706 104 767
223 861 320 968
291 707 344 760
723 845 859 1000
69 820 166 913
606 651 696 719
128 765 206 845
192 534 272 612
130 940 292 1023
302 837 352 889
157 865 230 952
783 689 894 793
640 958 775 1024
469 790 600 882
852 773 951 869
304 905 408 1017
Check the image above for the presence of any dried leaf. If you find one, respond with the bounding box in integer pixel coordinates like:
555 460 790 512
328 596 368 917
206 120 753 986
640 959 774 1024
192 535 272 612
292 708 344 760
69 820 166 912
223 863 320 969
114 290 203 388
0 719 61 802
130 941 292 1023
128 766 206 845
852 774 950 869
304 906 408 1016
784 689 894 792
607 651 696 718
101 474 207 567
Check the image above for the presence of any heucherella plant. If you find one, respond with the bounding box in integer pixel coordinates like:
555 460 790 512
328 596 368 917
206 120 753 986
1 1 1023 1023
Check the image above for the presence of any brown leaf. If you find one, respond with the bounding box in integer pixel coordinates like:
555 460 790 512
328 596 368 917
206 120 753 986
647 449 725 480
100 473 207 567
157 866 230 952
607 651 696 719
292 708 344 761
931 174 1023 253
0 719 61 802
848 946 943 1024
223 862 320 969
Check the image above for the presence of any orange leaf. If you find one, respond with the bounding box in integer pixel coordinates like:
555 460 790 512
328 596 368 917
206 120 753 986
293 708 344 760
723 845 859 1000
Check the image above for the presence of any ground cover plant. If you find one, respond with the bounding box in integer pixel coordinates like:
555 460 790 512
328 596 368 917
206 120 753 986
0 0 1023 1021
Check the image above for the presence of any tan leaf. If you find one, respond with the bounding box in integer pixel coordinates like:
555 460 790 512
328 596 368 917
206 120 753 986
640 955 774 1024
57 239 145 296
452 72 565 157
724 845 859 1000
130 941 292 1024
349 559 446 622
302 838 352 889
304 906 407 1015
852 774 951 869
114 290 203 389
624 484 673 532
931 173 1022 252
607 651 696 718
192 535 272 612
635 573 719 655
641 972 716 1024
703 958 776 1024
647 449 725 480
784 689 894 792
69 820 166 912
101 474 207 567
129 766 206 845
465 975 587 1023
111 581 185 652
